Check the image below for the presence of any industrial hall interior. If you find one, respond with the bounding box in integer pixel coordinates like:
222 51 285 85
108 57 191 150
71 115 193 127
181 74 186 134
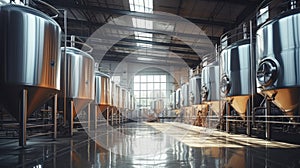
1 0 300 167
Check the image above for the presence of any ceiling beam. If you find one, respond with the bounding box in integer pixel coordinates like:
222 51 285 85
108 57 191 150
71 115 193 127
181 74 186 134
199 0 257 6
56 17 219 43
100 52 200 68
112 43 198 56
48 0 233 28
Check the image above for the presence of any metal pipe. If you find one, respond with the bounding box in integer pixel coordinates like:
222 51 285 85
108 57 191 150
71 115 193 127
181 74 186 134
27 124 54 128
66 39 93 53
31 0 59 18
249 19 255 136
19 89 27 147
28 132 54 138
63 10 67 127
23 0 29 5
243 23 247 39
53 94 57 140
71 35 75 47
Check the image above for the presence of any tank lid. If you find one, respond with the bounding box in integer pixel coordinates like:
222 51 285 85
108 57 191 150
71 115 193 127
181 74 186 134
0 4 58 25
62 47 94 60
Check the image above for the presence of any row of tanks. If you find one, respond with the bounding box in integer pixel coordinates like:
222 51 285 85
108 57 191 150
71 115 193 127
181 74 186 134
170 0 300 137
0 2 135 146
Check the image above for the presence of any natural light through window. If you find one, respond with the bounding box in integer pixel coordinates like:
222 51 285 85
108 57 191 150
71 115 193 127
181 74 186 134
129 0 153 47
134 74 167 109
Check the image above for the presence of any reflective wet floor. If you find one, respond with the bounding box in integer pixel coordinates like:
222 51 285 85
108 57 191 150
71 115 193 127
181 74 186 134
1 122 300 168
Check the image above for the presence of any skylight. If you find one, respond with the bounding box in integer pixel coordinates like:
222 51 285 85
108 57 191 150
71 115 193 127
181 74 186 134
129 0 153 48
129 0 153 13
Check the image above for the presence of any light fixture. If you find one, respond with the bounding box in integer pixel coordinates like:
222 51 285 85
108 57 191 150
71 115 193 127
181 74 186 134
137 57 153 61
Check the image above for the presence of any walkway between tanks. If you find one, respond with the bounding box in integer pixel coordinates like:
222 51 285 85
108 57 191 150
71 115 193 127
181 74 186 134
0 122 299 167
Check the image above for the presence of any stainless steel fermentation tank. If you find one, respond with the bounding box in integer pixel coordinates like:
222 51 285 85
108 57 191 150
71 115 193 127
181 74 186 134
175 88 181 109
0 4 61 146
0 4 61 121
150 99 164 114
189 75 203 106
170 92 176 109
220 39 253 119
181 83 189 107
256 5 300 118
94 71 111 114
201 62 222 116
60 47 95 127
120 88 127 110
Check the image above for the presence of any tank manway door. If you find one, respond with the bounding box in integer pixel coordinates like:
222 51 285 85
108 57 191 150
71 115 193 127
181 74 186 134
257 58 279 87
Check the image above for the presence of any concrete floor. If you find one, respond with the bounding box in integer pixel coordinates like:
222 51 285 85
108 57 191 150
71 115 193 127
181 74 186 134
0 122 300 168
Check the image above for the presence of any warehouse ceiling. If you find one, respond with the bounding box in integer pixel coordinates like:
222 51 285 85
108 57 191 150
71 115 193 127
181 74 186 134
45 0 264 68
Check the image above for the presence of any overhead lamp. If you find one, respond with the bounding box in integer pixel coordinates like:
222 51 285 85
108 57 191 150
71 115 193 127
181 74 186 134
137 57 153 61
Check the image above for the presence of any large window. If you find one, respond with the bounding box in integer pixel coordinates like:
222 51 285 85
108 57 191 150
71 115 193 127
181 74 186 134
134 74 167 108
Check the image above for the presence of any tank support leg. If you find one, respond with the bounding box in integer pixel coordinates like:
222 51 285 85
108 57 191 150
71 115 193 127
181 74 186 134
52 94 57 140
246 98 252 136
111 107 114 126
87 103 91 133
119 111 121 125
19 89 27 147
70 100 74 136
225 102 230 133
92 105 97 132
265 100 271 140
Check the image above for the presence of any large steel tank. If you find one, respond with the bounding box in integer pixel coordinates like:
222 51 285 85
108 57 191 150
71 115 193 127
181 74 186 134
181 83 189 107
118 88 127 111
256 4 300 117
95 71 111 113
220 39 253 119
201 62 221 116
189 75 202 105
169 92 176 109
115 85 121 109
150 99 164 114
130 94 135 111
0 4 61 121
175 88 181 109
61 47 95 118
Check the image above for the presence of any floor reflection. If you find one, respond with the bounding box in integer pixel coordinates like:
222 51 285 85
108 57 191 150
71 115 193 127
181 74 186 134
0 122 300 167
